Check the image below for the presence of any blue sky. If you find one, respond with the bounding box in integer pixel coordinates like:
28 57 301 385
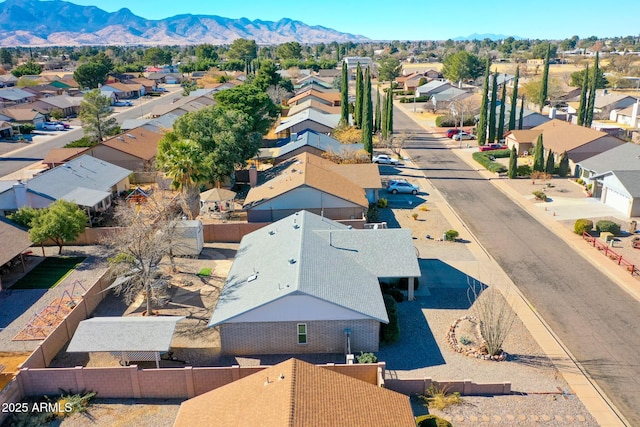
56 0 640 41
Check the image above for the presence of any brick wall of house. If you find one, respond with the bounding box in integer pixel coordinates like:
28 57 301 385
219 319 380 355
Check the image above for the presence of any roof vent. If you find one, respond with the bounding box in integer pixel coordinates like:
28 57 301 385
268 230 275 235
126 133 136 138
279 373 285 380
293 224 300 229
247 274 258 282
268 185 273 189
288 258 296 264
117 136 124 141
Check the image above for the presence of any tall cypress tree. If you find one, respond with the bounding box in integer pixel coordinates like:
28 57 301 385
477 57 491 145
374 88 381 133
386 88 393 136
497 75 507 142
518 96 525 130
362 67 373 157
545 150 555 174
381 90 388 140
585 52 599 128
539 43 551 112
577 65 589 126
508 66 519 131
354 63 363 128
558 151 569 177
533 133 545 172
340 61 349 126
508 146 518 179
488 71 498 143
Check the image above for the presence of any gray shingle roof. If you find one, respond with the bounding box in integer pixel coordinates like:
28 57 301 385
0 87 34 101
605 171 640 198
67 317 184 352
579 143 640 174
275 110 340 134
209 211 421 327
27 155 131 206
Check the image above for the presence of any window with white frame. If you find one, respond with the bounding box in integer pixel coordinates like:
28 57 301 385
297 323 307 345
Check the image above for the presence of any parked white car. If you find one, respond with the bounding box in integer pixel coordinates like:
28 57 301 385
372 154 399 165
42 122 64 131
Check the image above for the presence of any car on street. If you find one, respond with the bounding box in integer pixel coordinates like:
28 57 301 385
446 128 463 138
42 122 64 131
452 131 476 141
114 101 133 107
372 154 399 165
387 179 419 195
479 143 508 152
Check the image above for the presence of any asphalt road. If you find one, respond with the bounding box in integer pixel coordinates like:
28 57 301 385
394 106 640 426
0 91 180 177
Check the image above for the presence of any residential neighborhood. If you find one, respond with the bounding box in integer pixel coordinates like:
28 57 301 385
1 10 640 427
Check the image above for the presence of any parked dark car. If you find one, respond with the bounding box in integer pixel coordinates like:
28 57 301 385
479 143 508 152
446 128 463 138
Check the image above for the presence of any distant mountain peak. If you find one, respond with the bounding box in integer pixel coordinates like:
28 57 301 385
0 0 369 46
453 33 523 41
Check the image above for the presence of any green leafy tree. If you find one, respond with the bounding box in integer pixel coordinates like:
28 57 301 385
488 71 498 143
570 67 608 89
74 62 109 89
518 96 525 130
195 44 218 62
227 38 258 61
508 146 517 179
477 57 491 145
29 200 87 254
214 84 278 135
276 42 302 60
155 136 212 219
361 67 373 157
78 89 119 143
91 52 114 74
11 60 42 77
251 59 287 92
0 48 13 66
8 206 40 228
441 51 484 85
539 44 550 112
533 134 545 172
377 56 401 82
558 151 570 177
143 47 172 66
354 63 363 128
577 65 589 126
508 66 519 131
585 52 599 128
531 42 557 59
374 88 381 133
545 150 555 174
497 76 507 141
340 61 349 126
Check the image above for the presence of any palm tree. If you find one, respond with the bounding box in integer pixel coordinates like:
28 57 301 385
156 134 211 219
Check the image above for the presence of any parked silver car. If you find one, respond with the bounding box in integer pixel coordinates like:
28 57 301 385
42 122 64 131
387 179 419 195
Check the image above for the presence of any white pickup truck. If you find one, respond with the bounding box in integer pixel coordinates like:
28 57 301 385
372 154 399 165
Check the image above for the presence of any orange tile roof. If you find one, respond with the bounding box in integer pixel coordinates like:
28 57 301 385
173 358 415 427
100 127 165 160
287 89 341 106
532 119 625 157
505 129 542 143
243 153 371 209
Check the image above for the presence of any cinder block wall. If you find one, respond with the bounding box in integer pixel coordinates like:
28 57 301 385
220 319 380 355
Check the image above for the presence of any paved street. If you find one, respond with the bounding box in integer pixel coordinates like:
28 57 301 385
394 105 640 426
0 88 180 177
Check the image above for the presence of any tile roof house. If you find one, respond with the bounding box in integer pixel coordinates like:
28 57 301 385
81 126 164 171
259 130 364 165
173 358 415 427
608 101 640 128
243 152 380 222
294 75 333 90
285 99 341 117
0 216 32 289
274 109 340 138
208 211 421 355
0 88 37 105
24 94 82 117
504 129 542 156
149 94 215 118
530 119 626 174
593 92 638 114
42 147 89 168
101 82 145 99
0 107 46 128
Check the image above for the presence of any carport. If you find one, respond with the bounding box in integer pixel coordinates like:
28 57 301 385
67 316 184 368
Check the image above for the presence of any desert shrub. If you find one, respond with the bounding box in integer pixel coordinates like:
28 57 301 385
435 116 475 127
420 385 462 411
444 229 459 241
517 164 532 176
380 294 400 343
416 414 453 427
399 95 430 103
65 137 98 148
576 178 584 185
377 198 388 208
384 287 404 303
411 212 419 220
365 203 379 223
13 123 35 134
532 191 547 201
356 352 378 363
596 220 620 235
574 218 594 235
197 267 212 276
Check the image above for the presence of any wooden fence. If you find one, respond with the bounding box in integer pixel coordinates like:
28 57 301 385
582 231 639 276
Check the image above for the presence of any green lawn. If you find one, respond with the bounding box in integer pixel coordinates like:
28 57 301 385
10 257 86 290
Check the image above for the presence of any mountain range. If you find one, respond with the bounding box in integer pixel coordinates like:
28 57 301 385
453 33 523 41
0 0 369 46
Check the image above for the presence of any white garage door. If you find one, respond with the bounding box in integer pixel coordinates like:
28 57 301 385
604 187 631 215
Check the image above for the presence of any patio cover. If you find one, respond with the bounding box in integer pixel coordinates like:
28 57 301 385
200 188 236 203
67 316 184 353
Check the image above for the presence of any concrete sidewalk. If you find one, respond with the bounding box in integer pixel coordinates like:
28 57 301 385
397 103 628 426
